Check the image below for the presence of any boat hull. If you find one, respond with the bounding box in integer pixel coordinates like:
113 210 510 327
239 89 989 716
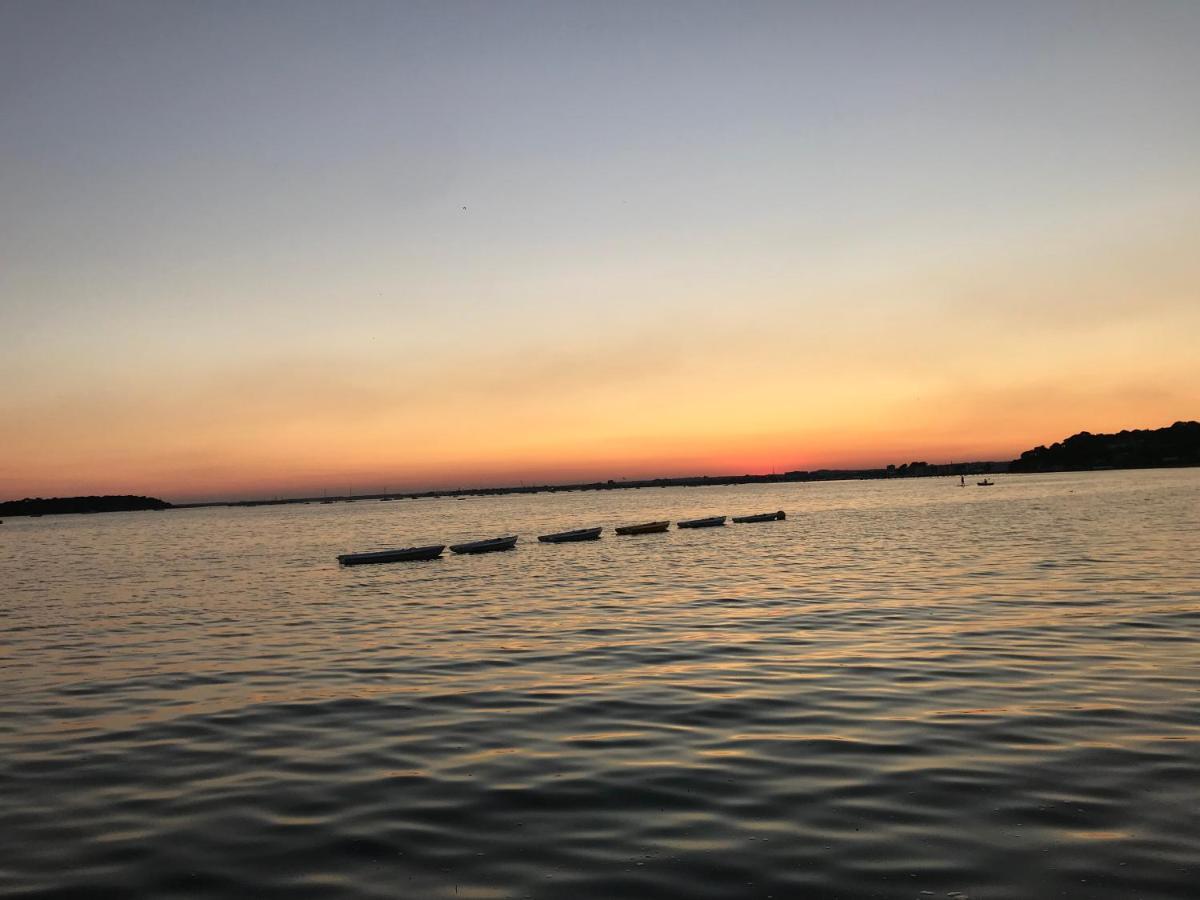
732 511 785 523
450 535 518 554
614 521 670 535
538 527 602 543
338 545 445 565
677 516 727 528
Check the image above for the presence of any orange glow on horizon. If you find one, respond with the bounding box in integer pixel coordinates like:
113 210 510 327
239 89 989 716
3 26 1198 505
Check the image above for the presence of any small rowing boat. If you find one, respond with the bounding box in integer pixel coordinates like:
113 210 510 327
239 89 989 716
677 515 727 529
977 479 995 486
337 544 445 565
538 527 602 543
614 521 670 535
449 535 518 554
731 510 785 523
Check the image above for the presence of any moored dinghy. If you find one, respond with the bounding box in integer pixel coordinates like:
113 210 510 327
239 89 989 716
538 527 602 543
677 515 727 529
732 510 786 523
450 535 518 554
614 521 670 535
338 544 445 565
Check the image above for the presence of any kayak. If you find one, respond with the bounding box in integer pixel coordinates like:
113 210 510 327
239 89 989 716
614 521 670 535
338 544 445 565
449 535 519 554
677 516 727 529
731 511 785 523
538 527 603 543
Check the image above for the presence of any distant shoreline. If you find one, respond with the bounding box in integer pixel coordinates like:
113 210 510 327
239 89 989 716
172 460 1011 510
0 495 171 519
4 464 1196 517
173 458 1200 511
5 421 1195 516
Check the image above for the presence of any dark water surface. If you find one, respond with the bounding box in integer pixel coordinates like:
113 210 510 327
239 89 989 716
3 470 1198 899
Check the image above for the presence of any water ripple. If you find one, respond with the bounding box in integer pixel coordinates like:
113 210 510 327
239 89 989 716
2 470 1199 898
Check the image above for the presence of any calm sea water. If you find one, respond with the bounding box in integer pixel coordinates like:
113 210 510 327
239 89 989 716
2 470 1198 899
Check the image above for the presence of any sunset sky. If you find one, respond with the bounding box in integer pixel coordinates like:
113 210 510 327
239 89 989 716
2 1 1198 502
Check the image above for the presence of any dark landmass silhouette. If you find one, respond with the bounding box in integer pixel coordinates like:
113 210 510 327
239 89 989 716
0 495 172 518
5 422 1195 515
174 460 1012 509
1008 421 1199 473
172 420 1200 509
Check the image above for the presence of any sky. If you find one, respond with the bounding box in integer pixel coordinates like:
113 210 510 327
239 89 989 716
2 0 1198 502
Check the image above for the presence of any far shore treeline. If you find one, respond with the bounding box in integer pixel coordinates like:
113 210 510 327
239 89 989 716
1008 421 1199 473
0 495 172 518
2 422 1196 517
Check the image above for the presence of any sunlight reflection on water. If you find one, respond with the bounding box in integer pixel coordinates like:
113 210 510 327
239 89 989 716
2 470 1199 898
